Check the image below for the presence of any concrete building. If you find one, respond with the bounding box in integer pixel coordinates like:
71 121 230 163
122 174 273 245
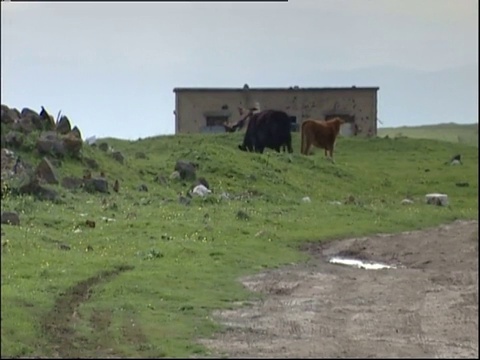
173 85 379 137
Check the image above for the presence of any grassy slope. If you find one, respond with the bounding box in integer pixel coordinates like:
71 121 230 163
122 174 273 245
1 130 478 357
378 122 478 147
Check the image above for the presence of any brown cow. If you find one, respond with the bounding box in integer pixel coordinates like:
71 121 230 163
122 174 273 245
300 117 345 161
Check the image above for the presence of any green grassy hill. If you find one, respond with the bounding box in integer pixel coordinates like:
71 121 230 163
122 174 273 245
378 122 478 147
1 131 478 358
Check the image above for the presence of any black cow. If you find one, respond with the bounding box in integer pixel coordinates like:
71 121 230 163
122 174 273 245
238 110 293 154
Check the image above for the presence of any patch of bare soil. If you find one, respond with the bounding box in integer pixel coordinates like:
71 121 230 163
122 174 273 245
199 220 478 358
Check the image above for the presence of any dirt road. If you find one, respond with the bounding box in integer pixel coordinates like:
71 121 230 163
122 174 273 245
199 220 478 358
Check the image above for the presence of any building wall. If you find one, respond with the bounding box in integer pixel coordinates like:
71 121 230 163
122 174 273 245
174 88 378 136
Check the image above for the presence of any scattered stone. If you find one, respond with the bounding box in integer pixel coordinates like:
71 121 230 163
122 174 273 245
236 210 250 221
61 176 83 190
344 195 356 205
138 184 148 192
62 131 83 158
170 171 181 180
39 106 56 131
83 157 99 170
83 178 109 193
1 211 20 226
35 158 59 185
1 104 20 124
191 184 211 197
135 152 148 159
195 177 210 190
112 151 125 164
56 115 72 134
179 195 191 205
58 243 71 251
18 116 35 133
455 182 469 187
174 160 197 181
36 131 66 158
85 220 96 228
329 201 343 206
401 198 414 205
5 131 24 148
70 126 82 139
302 196 311 203
219 192 230 201
98 142 109 152
425 193 449 207
448 154 462 165
101 216 116 223
16 175 59 202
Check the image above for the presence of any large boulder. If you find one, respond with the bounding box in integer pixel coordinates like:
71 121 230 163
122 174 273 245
56 115 72 134
70 126 82 140
83 177 109 193
1 211 20 226
1 105 20 125
36 131 66 158
39 106 56 131
35 158 59 185
62 131 83 158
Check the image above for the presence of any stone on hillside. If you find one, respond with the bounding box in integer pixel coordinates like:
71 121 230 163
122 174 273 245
35 158 59 185
401 198 414 205
39 106 56 131
16 175 59 202
1 105 20 124
83 157 99 170
191 184 211 197
174 160 197 181
1 211 20 226
62 132 83 158
455 182 469 187
36 131 67 157
20 108 44 131
425 193 449 207
19 116 35 134
98 142 109 152
5 131 24 148
194 177 210 190
450 159 461 166
56 115 72 134
83 177 109 193
71 126 82 140
137 184 148 192
179 195 191 205
112 151 125 164
302 196 311 203
61 176 84 190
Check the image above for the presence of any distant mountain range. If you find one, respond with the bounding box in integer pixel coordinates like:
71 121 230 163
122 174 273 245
310 64 478 128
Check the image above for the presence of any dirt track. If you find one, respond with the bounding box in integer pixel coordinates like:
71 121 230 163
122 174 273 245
199 220 479 358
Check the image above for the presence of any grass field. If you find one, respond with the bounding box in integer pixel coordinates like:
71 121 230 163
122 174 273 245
1 126 478 358
378 122 478 147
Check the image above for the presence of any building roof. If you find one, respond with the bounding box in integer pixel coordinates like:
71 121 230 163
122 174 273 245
173 86 379 92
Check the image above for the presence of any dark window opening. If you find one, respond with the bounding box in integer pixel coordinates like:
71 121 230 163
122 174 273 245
206 116 229 127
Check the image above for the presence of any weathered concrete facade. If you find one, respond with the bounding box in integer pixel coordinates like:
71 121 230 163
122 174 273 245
173 86 379 137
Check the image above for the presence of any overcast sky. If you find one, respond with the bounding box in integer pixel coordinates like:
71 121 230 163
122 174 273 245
1 0 478 139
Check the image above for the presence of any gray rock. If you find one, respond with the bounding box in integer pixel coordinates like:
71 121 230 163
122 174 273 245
5 131 24 148
61 176 84 190
83 157 99 170
179 195 191 205
83 178 109 193
112 151 125 164
174 160 197 181
1 105 20 124
170 171 181 180
98 142 109 152
425 193 449 206
56 115 72 134
302 196 311 203
35 158 59 185
1 211 20 226
137 184 148 192
401 198 414 205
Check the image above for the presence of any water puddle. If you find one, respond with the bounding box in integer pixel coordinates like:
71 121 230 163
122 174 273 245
329 257 395 270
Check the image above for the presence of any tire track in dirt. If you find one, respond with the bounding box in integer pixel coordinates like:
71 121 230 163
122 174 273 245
41 264 134 358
